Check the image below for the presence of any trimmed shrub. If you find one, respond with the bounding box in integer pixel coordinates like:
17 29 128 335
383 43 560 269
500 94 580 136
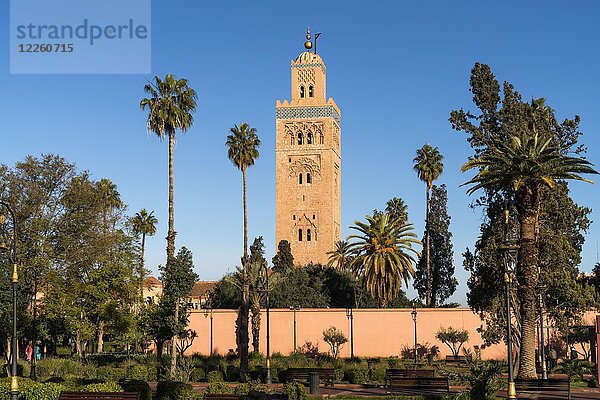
83 382 123 392
206 381 232 394
344 366 368 384
156 380 194 400
207 370 224 382
0 378 65 400
121 380 152 400
36 358 93 380
283 381 306 400
96 366 127 382
234 383 250 395
190 367 206 382
371 364 386 383
128 365 149 381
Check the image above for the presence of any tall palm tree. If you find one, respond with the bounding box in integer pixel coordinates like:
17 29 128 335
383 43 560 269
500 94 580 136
327 240 353 271
131 209 158 295
462 131 597 378
347 213 420 307
413 144 444 307
140 74 197 261
140 74 197 375
226 122 261 379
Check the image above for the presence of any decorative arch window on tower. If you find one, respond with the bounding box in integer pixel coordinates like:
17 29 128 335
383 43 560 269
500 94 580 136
300 85 305 98
309 85 314 97
307 131 313 144
297 132 304 145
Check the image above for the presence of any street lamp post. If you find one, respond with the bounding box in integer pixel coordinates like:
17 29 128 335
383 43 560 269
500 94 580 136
411 304 418 365
499 208 519 400
537 283 547 380
0 201 19 400
346 307 354 358
289 305 300 352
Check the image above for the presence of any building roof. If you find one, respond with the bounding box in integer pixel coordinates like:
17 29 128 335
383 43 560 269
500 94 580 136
143 276 162 287
190 281 218 298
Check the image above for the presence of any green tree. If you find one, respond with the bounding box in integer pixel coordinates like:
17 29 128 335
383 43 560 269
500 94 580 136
413 144 444 307
159 246 198 375
225 122 261 379
348 213 420 307
451 62 598 378
140 74 197 261
270 265 330 308
272 240 294 272
322 327 347 358
435 326 469 356
414 185 457 306
0 155 76 356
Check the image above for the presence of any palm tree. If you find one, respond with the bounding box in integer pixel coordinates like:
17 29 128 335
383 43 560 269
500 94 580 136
347 213 420 307
140 74 197 261
131 209 158 296
413 144 444 307
96 178 122 229
462 131 597 378
225 122 261 379
140 73 197 375
327 240 353 271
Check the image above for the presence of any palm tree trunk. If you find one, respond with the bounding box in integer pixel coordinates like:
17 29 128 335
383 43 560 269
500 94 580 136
240 168 250 380
426 186 431 307
516 187 539 379
166 130 176 260
170 299 179 376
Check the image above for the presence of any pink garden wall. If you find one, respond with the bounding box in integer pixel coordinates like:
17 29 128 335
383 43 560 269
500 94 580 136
186 308 508 360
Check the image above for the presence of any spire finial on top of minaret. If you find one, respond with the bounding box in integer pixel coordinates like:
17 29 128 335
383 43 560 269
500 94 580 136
304 27 313 50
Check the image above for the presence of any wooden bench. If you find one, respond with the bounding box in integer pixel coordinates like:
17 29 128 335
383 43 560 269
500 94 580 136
389 377 449 392
384 369 434 387
514 378 570 392
283 367 335 387
204 395 244 400
59 393 140 400
445 355 468 366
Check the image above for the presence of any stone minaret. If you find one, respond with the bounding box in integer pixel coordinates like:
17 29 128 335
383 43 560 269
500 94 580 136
275 29 341 266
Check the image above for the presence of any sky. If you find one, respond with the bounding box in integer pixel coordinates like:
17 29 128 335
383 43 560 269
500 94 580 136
1 1 599 305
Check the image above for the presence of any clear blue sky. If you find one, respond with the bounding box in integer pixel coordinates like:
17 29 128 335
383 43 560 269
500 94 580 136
1 1 599 305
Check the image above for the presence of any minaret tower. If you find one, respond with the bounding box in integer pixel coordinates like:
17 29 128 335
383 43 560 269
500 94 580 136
275 29 341 266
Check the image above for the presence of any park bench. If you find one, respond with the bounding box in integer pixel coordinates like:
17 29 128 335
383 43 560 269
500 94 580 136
283 367 335 387
445 355 468 366
514 378 570 392
59 393 140 400
384 369 434 387
204 395 244 400
389 377 449 392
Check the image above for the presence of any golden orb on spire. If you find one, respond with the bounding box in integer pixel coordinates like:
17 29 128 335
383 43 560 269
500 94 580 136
304 27 312 50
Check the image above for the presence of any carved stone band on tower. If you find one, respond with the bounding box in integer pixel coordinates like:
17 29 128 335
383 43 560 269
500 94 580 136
275 33 341 266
